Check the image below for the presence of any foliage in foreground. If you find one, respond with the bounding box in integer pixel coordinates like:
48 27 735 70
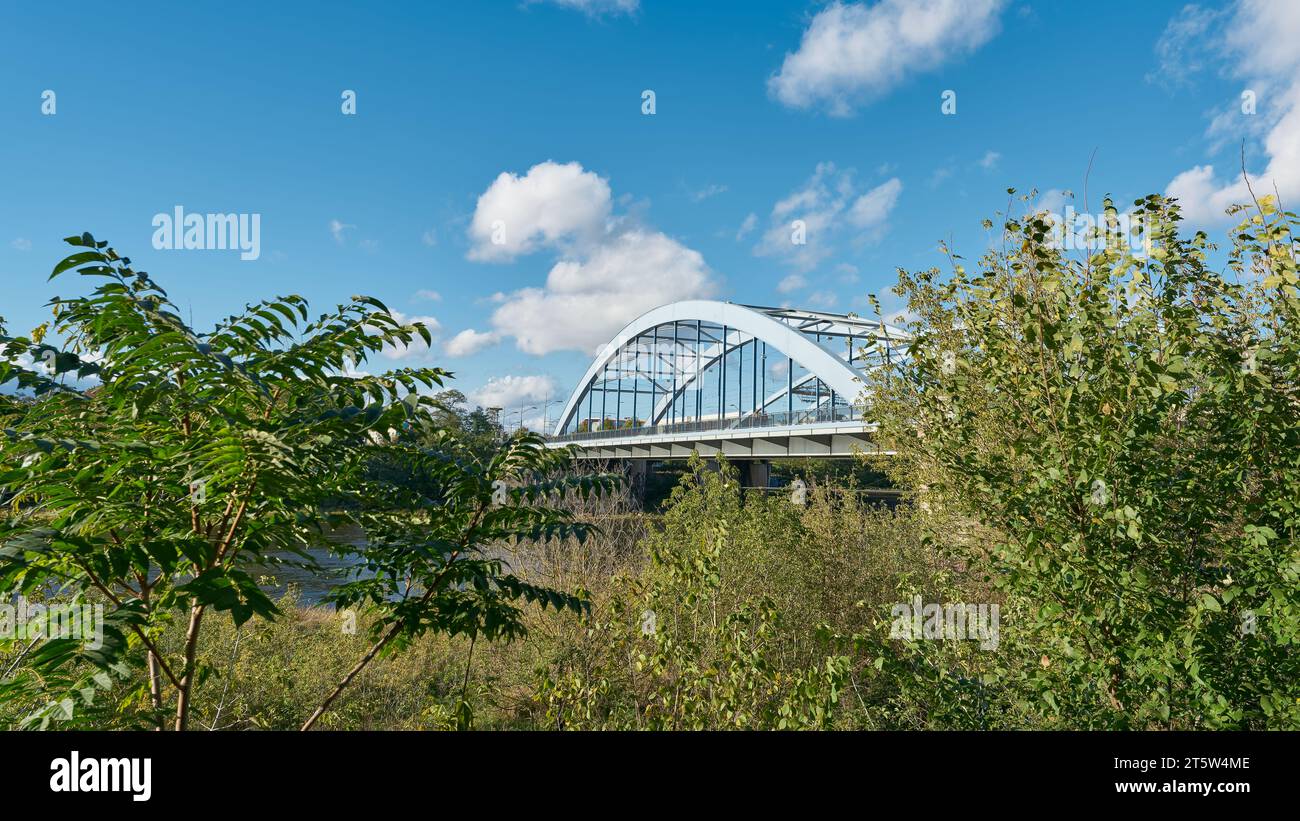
0 234 617 730
5 189 1298 732
867 192 1300 728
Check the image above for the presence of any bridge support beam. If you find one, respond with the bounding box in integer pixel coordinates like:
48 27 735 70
745 459 770 489
626 459 651 500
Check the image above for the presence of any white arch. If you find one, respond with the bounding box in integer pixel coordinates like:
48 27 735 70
554 300 878 436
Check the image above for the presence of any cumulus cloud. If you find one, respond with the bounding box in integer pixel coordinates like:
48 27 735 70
414 289 442 301
978 150 1002 170
491 229 717 355
444 328 501 357
6 350 101 388
755 163 902 270
768 0 1007 115
469 374 558 410
1165 0 1300 223
469 161 719 355
467 161 611 262
11 238 32 251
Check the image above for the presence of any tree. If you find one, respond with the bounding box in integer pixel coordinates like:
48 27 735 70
0 233 618 730
425 389 505 454
304 430 620 730
866 193 1300 728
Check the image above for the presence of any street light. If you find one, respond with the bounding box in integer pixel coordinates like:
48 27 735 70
539 394 559 434
514 405 537 432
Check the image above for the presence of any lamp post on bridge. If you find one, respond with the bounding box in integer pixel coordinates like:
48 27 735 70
513 405 537 433
539 394 559 436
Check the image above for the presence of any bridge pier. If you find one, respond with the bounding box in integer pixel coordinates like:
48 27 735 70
626 459 651 500
698 457 770 489
745 459 771 489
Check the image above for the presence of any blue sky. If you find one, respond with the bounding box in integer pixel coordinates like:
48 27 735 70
3 0 1295 425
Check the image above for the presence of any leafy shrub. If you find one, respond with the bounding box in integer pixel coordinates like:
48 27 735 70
867 193 1300 728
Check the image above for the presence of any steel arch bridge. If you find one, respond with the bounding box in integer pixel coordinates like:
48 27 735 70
546 300 909 464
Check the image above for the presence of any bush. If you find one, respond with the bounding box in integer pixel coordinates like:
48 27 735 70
866 193 1300 728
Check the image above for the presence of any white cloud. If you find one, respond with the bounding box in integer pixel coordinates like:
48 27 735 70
9 352 46 375
777 274 807 294
469 374 558 410
928 166 953 189
1147 4 1224 89
414 289 442 301
808 290 839 309
520 412 550 432
467 160 611 261
471 161 719 355
380 311 440 360
755 163 902 270
11 238 32 251
491 229 716 355
444 328 501 357
979 150 1002 170
329 219 354 244
421 228 438 246
849 177 903 229
532 0 638 17
6 350 100 387
873 284 920 327
736 212 758 241
1165 0 1300 224
690 183 728 202
756 162 853 270
768 0 1007 115
1034 188 1072 215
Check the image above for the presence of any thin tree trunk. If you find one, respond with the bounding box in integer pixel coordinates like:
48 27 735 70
174 604 206 731
147 651 164 729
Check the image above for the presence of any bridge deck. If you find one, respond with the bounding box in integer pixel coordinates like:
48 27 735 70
546 418 883 460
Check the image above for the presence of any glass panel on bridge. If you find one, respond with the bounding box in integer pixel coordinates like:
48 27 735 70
552 303 909 442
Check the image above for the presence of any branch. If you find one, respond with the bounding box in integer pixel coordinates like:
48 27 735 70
301 497 491 730
71 556 183 690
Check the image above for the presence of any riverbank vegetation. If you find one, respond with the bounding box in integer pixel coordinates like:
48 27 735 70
2 192 1298 729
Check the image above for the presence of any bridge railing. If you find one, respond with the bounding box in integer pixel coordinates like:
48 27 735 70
547 404 864 444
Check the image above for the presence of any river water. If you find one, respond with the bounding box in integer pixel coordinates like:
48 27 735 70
256 524 369 606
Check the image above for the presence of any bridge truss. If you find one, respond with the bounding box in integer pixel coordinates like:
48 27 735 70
551 300 909 442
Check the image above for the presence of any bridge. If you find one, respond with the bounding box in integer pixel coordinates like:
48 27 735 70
545 300 909 485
